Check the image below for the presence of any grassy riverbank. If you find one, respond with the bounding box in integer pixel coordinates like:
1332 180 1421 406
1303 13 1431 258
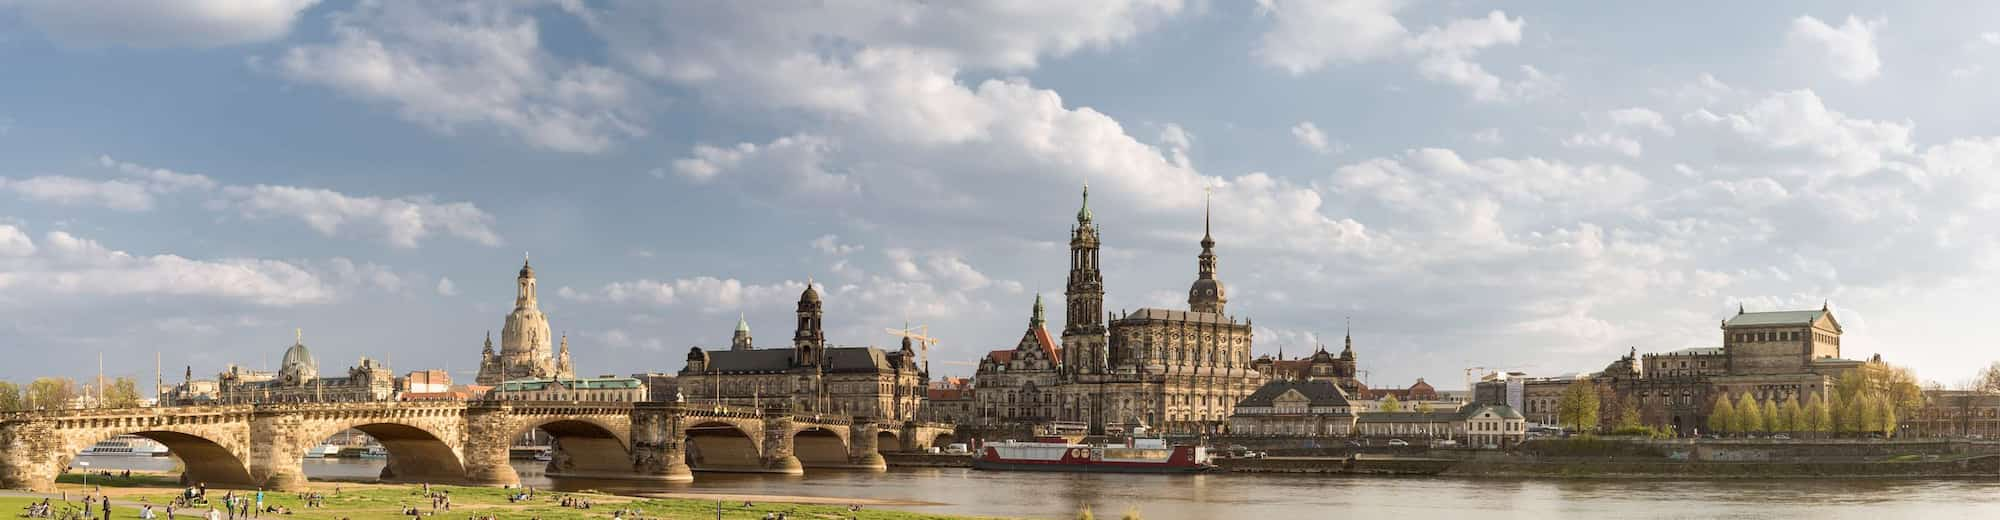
6 471 1000 520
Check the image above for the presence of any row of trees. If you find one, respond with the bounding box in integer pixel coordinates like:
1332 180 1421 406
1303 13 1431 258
0 377 146 412
1553 359 1921 438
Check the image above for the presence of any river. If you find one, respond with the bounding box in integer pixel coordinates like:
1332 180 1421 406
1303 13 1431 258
69 455 2000 519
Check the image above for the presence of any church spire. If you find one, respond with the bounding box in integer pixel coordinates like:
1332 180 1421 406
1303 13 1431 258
1077 181 1093 223
1188 187 1227 314
1030 293 1046 328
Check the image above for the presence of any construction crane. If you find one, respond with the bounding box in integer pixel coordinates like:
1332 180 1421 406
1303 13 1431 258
1464 366 1490 392
884 323 940 375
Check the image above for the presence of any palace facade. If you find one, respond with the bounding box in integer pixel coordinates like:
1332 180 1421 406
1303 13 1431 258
213 331 396 404
679 285 928 423
475 258 575 385
976 186 1269 435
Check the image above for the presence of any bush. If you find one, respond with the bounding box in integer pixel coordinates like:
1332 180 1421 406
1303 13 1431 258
1609 426 1672 439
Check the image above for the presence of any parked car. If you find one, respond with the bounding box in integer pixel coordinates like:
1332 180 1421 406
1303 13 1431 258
1434 439 1459 447
1345 440 1365 447
1771 433 1791 440
1387 439 1410 447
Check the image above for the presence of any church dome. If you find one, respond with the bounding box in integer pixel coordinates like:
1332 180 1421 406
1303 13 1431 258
800 283 821 302
279 333 318 384
1188 278 1226 302
519 258 534 279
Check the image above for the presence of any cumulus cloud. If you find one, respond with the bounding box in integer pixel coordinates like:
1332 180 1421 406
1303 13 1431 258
1253 1 1544 101
98 154 218 192
218 184 502 248
0 227 334 306
1560 132 1644 157
436 276 457 296
0 224 35 257
1787 15 1885 83
273 2 648 153
1684 89 1914 177
811 234 862 256
4 0 319 48
1606 108 1674 136
566 276 807 312
1291 121 1344 154
0 175 153 211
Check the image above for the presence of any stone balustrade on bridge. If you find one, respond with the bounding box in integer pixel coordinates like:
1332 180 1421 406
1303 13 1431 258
0 400 955 492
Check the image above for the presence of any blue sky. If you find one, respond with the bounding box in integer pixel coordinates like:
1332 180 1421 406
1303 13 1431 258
5 0 2000 391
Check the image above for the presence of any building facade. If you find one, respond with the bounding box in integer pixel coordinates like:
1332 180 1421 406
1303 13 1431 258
476 258 575 385
974 186 1269 435
487 376 646 402
215 332 395 404
1227 378 1355 437
680 285 928 423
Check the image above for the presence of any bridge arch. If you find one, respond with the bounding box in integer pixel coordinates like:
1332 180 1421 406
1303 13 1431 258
682 420 763 471
298 413 467 484
875 430 902 454
512 417 631 478
791 426 849 468
70 429 255 488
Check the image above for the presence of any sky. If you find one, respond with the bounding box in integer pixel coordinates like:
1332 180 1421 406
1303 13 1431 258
4 0 2000 391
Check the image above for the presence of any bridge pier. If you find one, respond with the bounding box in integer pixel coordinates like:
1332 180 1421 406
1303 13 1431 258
847 418 888 470
0 421 64 492
463 404 520 487
760 411 803 475
628 404 693 481
249 411 307 491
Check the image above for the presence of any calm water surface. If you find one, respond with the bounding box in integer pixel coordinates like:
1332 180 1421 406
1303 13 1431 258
74 455 2000 519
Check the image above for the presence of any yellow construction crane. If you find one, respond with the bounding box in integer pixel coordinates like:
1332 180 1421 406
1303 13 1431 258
884 323 940 375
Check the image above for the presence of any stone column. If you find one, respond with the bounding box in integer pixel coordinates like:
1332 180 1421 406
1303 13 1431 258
847 417 887 470
248 410 307 491
0 420 64 492
629 403 692 481
760 409 802 474
462 403 520 487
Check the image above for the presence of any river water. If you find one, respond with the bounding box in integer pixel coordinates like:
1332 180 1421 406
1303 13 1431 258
71 455 2000 519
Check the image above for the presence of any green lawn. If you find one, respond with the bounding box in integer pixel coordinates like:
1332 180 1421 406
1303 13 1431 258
11 478 999 520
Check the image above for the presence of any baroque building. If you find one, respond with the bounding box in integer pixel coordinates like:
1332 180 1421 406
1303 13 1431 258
215 331 395 404
1481 304 1866 435
977 186 1268 435
476 257 575 385
679 284 928 423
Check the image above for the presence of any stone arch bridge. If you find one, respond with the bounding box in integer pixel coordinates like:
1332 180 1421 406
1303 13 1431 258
0 401 955 492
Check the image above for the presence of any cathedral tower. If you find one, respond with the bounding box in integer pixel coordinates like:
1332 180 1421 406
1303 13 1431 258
732 314 754 351
477 256 572 384
1063 183 1108 375
793 280 826 367
1187 191 1228 315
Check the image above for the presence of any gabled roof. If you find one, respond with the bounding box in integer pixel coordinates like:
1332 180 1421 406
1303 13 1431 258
1020 325 1061 363
1237 379 1351 408
1724 309 1838 330
985 350 1015 364
824 347 895 373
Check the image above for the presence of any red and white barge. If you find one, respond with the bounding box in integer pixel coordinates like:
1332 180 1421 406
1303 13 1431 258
972 437 1215 474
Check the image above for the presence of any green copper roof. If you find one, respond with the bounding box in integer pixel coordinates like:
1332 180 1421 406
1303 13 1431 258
1077 183 1093 222
736 314 750 333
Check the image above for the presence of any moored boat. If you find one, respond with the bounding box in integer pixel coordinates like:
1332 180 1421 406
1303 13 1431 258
972 437 1214 474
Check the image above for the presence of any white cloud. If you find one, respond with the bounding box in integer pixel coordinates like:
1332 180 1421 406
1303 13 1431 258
219 184 502 248
569 276 806 312
1290 121 1344 154
1787 15 1885 83
436 276 458 296
1684 89 1914 177
669 135 852 195
1561 132 1644 157
0 175 153 211
811 234 862 256
0 224 35 257
1606 108 1674 136
4 0 319 48
1254 1 1541 101
0 229 334 306
274 2 647 153
98 154 217 192
1470 128 1504 144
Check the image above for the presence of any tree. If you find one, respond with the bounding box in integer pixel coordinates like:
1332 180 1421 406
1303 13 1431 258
1733 392 1763 434
1379 395 1403 412
1839 392 1866 435
1781 394 1804 434
1860 395 1885 435
25 377 77 410
1078 506 1094 520
1979 361 2000 394
1878 398 1899 438
1761 398 1780 434
101 377 142 408
1557 379 1601 434
1709 393 1736 435
1415 400 1434 414
1808 393 1833 436
1616 395 1642 431
0 380 21 412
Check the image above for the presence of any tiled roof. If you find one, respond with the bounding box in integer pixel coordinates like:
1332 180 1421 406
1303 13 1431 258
986 350 1015 363
1237 379 1350 408
928 388 971 401
1032 326 1061 363
1723 310 1825 327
